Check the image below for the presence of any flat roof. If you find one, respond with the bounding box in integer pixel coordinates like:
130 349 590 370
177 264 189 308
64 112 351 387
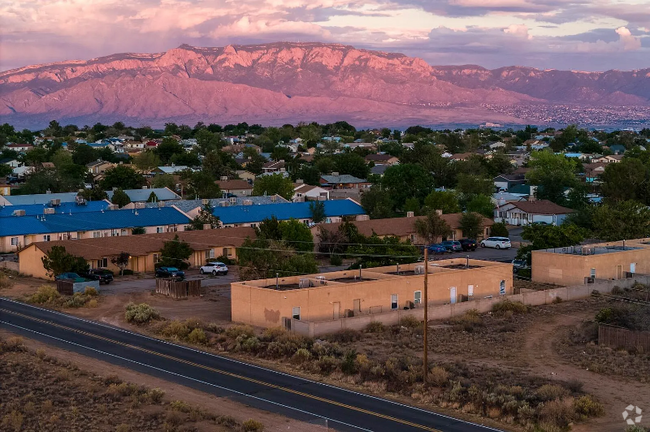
538 245 643 256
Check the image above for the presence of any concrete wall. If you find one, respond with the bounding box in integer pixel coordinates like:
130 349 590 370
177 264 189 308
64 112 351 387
291 275 650 337
0 261 19 272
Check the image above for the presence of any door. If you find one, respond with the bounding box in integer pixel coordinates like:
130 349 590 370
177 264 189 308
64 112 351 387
353 299 361 313
333 302 341 319
450 287 457 304
468 285 474 297
630 263 636 274
616 265 622 279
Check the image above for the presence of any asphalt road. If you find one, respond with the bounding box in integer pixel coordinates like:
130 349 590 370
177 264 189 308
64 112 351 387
0 298 502 432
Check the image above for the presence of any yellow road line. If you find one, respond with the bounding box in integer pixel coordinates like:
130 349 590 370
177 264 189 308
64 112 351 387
0 308 441 432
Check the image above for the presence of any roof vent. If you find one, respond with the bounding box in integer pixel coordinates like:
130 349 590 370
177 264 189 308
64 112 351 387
49 199 61 206
243 199 253 206
135 202 145 209
332 172 339 176
44 208 55 214
219 201 228 207
108 204 119 211
12 209 25 217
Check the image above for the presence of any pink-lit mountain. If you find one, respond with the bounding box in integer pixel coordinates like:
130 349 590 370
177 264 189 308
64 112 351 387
1 42 648 128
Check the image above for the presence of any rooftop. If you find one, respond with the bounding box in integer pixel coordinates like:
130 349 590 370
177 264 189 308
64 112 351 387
537 244 644 256
0 200 109 218
106 187 181 202
0 192 79 206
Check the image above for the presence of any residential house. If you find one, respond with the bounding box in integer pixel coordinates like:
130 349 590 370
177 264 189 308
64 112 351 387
216 178 253 196
493 174 526 191
489 142 507 150
262 160 285 173
6 143 34 153
86 160 115 176
592 155 624 164
364 154 399 166
449 153 472 162
494 200 573 226
608 144 626 155
293 182 330 202
236 170 257 182
582 163 607 183
151 165 192 175
0 192 80 206
1 159 21 169
320 174 371 190
370 165 389 177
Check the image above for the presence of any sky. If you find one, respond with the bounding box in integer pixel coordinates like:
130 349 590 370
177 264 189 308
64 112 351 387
1 0 648 72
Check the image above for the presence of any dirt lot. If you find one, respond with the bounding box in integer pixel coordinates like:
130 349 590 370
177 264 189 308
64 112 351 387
3 273 650 432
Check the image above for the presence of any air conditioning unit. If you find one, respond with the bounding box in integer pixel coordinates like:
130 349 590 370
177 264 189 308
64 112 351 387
135 202 145 209
316 276 326 285
219 201 228 207
12 209 25 217
229 197 237 204
298 278 311 288
243 200 253 206
270 195 277 202
75 196 87 206
44 208 55 214
585 277 595 284
220 176 228 181
49 199 61 206
414 265 424 275
158 201 165 208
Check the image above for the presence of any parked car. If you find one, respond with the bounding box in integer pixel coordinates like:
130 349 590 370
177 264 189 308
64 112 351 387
155 266 185 281
200 262 229 276
480 237 512 249
82 268 114 284
459 239 477 251
440 240 463 253
54 272 85 282
427 244 448 255
512 259 529 273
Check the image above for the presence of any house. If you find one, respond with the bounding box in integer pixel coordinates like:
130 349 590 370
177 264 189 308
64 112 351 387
582 163 607 183
364 154 399 165
12 165 35 178
156 196 288 218
262 160 285 173
370 165 389 176
449 153 473 162
293 182 330 202
231 258 513 330
320 174 370 190
494 200 573 226
592 155 623 164
86 160 115 175
6 143 34 153
235 170 257 182
608 144 626 155
106 187 181 203
151 165 192 175
489 142 506 150
211 199 366 228
0 206 190 253
216 178 253 196
18 226 256 279
532 239 650 286
313 212 493 247
0 159 21 169
493 174 526 191
0 184 11 196
0 201 109 218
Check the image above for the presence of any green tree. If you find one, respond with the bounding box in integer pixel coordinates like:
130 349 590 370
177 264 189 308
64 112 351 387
423 190 461 214
491 222 509 237
600 158 649 204
78 187 108 201
156 137 185 164
360 187 394 219
380 164 434 212
189 203 220 230
152 173 176 190
517 223 586 262
456 173 494 196
195 129 222 154
465 194 494 218
347 235 419 269
592 201 650 241
252 174 294 200
133 150 161 171
111 188 131 208
158 235 193 270
237 238 318 280
333 152 370 179
110 252 131 276
146 191 158 202
309 201 326 223
41 246 88 278
132 227 146 235
279 219 314 252
459 212 484 239
414 210 452 244
181 171 222 199
72 144 98 166
526 151 577 205
295 165 321 185
101 165 145 190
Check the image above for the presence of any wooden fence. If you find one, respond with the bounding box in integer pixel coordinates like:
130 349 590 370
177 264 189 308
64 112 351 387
599 324 650 352
56 280 74 295
155 279 203 299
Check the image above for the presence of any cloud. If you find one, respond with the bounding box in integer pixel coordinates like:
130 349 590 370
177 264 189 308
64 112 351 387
615 26 642 50
504 24 532 39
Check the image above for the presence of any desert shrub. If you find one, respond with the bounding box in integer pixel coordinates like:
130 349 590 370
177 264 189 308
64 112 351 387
566 379 584 393
4 337 25 352
148 388 165 403
237 335 260 353
329 254 343 266
261 327 286 342
326 329 362 343
292 348 312 364
225 325 255 339
626 426 649 432
317 356 339 375
573 395 604 418
83 287 98 296
187 328 207 344
165 410 184 426
241 419 264 431
535 384 568 402
400 315 421 329
539 400 574 429
449 309 483 331
64 292 90 308
341 350 358 375
87 299 98 308
125 302 160 324
429 366 450 387
491 299 528 316
116 424 130 432
162 320 191 340
170 400 192 413
215 255 234 265
28 285 60 304
0 272 13 289
206 323 225 334
595 304 649 331
2 411 24 432
365 321 385 333
311 340 342 358
552 296 563 304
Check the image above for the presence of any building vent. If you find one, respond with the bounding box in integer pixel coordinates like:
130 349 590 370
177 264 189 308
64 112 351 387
135 202 145 209
316 276 326 285
158 201 165 208
49 199 61 207
414 265 424 275
44 208 56 214
332 172 339 176
75 196 87 206
406 211 414 218
12 209 25 217
298 278 311 288
108 204 119 211
356 215 369 221
229 197 237 204
270 195 277 202
243 199 253 206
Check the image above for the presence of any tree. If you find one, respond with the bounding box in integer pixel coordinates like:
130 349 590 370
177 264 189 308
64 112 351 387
133 150 161 171
111 188 131 208
465 194 494 218
601 158 649 204
360 187 394 219
592 201 650 241
309 201 326 223
456 174 494 196
181 171 222 199
526 151 577 205
101 165 145 190
158 235 193 269
333 152 370 179
279 219 314 252
252 174 294 200
78 187 107 201
414 210 452 244
459 212 484 239
424 190 461 214
380 164 434 212
195 129 222 154
189 203 220 230
295 165 321 185
347 234 419 269
491 222 509 237
156 137 185 164
111 252 131 276
41 246 88 278
72 144 98 166
147 191 159 202
152 173 176 190
517 223 586 263
132 227 146 235
237 238 318 280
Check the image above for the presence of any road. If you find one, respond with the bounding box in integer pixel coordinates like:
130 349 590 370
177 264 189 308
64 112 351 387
0 298 502 432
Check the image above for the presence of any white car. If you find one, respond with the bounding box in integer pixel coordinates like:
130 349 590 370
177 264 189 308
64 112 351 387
200 262 229 276
480 237 512 249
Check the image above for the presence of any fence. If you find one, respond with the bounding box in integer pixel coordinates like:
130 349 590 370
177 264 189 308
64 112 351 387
56 279 101 295
599 324 650 352
155 279 203 299
0 261 19 272
290 275 650 337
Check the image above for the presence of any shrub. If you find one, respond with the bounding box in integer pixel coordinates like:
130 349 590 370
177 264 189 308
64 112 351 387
626 426 649 432
87 299 98 308
400 315 421 329
317 356 339 375
162 321 191 340
215 255 234 265
121 269 134 275
170 400 191 413
536 384 569 402
148 388 165 403
241 419 264 431
83 287 98 296
326 329 362 343
238 336 260 353
4 337 25 352
573 395 604 418
28 285 60 304
164 410 183 426
125 303 160 324
429 366 450 387
450 309 483 331
292 348 312 364
491 299 528 316
566 379 584 393
365 321 385 333
225 325 255 340
329 254 343 266
612 286 624 295
261 327 286 342
0 272 13 289
539 399 574 429
187 328 207 345
341 350 358 375
552 296 563 304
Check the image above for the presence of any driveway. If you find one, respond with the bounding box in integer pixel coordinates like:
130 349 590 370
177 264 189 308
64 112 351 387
103 268 238 294
431 245 518 263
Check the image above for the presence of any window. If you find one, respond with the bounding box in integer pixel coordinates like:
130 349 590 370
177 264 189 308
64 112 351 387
292 307 301 320
630 263 636 274
93 231 101 238
414 291 422 305
207 249 215 259
43 235 51 242
10 237 18 246
590 268 596 278
223 247 232 257
156 227 164 233
468 285 474 297
99 258 108 268
153 253 160 263
391 294 398 310
499 280 506 295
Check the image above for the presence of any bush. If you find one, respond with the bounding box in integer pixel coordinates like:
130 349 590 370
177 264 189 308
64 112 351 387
611 286 624 295
241 419 264 432
539 400 574 429
365 321 385 333
573 395 604 418
125 303 160 324
225 325 255 340
121 269 134 276
28 285 60 304
148 388 165 403
162 321 190 340
536 384 568 402
317 356 339 375
400 315 421 329
326 329 362 343
491 299 528 316
429 366 450 387
329 254 343 266
187 328 207 345
341 350 358 375
83 287 98 296
449 309 483 331
87 299 98 308
215 255 235 265
292 348 312 364
0 272 13 289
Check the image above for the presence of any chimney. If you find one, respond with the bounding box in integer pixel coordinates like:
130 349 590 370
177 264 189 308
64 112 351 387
406 211 414 218
435 209 443 216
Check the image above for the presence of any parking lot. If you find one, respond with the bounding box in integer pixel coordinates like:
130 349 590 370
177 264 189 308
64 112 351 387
104 268 237 294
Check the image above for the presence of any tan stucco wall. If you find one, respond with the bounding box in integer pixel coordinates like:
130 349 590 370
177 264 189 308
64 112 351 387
532 243 650 286
231 260 513 328
18 246 49 279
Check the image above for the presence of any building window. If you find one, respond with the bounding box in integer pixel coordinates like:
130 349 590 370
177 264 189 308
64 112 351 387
292 307 301 320
223 247 232 257
99 258 108 268
207 249 215 259
156 227 164 233
10 237 18 246
590 268 596 278
414 291 422 305
153 253 160 263
93 231 101 238
43 235 51 242
391 294 398 310
468 285 474 297
499 280 506 295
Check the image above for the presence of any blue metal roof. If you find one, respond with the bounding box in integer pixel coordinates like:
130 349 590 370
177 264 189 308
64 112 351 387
0 201 109 218
106 187 181 202
212 200 365 224
0 207 190 237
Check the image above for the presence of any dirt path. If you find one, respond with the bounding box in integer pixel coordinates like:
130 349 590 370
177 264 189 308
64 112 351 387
522 312 650 432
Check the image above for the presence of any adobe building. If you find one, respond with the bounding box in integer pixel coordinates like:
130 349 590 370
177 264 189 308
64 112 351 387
531 239 650 286
231 258 513 329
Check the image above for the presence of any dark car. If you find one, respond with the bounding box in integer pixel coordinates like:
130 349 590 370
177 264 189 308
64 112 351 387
82 268 114 284
459 239 477 251
427 244 447 255
54 272 85 282
440 240 463 253
155 266 185 281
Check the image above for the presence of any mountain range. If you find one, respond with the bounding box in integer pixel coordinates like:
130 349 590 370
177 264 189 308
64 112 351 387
1 42 649 129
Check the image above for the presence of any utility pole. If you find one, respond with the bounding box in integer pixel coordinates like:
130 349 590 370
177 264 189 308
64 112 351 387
423 247 429 383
